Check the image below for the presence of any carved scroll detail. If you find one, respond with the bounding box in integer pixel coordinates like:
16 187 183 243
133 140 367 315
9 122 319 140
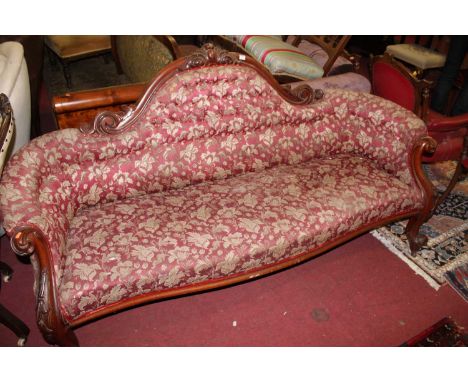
183 43 241 70
280 84 324 106
10 226 37 256
288 85 324 105
10 226 78 345
34 265 55 341
81 106 135 135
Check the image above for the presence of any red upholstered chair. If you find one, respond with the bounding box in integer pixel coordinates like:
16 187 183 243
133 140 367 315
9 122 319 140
372 53 467 204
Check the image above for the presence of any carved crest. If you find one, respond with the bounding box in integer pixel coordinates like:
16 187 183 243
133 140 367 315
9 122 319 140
82 44 323 136
182 43 241 70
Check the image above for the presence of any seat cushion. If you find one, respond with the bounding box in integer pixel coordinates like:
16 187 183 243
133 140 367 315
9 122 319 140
289 72 371 93
386 44 446 70
59 154 422 321
227 35 324 80
45 35 111 59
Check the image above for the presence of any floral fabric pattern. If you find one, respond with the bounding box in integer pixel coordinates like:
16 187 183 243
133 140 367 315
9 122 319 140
61 155 421 320
0 64 428 323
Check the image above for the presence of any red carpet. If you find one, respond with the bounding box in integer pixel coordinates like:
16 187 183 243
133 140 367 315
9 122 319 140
1 233 467 346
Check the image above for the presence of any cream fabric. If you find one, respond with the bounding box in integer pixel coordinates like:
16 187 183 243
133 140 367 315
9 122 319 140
0 42 30 155
386 44 446 70
45 36 111 59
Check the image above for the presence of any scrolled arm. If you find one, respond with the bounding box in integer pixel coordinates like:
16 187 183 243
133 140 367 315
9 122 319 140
10 226 39 256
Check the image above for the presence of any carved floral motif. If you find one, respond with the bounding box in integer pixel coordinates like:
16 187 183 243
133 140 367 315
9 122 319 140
182 43 241 69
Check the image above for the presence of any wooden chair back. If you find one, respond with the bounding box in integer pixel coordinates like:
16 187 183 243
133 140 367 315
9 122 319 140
291 36 352 75
0 94 15 174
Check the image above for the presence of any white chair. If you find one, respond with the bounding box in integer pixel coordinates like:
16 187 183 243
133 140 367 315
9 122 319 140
0 93 29 346
0 41 31 156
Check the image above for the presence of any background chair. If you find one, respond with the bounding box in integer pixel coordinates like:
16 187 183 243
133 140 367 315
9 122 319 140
385 36 468 78
211 35 370 92
287 35 358 75
111 36 199 84
0 93 30 346
45 35 113 88
52 36 200 131
0 41 31 155
371 52 467 205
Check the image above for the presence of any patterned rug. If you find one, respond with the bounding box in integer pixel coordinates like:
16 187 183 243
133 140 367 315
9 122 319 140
401 317 468 346
372 161 468 298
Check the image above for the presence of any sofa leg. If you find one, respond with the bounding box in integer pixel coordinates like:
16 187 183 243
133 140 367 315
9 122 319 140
405 215 429 256
38 316 79 346
52 329 79 347
405 137 438 257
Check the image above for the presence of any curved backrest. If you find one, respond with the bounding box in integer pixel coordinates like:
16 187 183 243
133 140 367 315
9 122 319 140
0 94 15 175
372 53 431 120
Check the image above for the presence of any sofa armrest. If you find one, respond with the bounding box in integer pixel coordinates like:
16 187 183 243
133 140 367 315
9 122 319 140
0 133 79 279
53 83 145 130
324 89 428 185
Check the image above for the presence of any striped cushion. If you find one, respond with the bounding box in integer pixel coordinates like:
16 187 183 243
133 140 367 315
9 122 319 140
228 35 324 80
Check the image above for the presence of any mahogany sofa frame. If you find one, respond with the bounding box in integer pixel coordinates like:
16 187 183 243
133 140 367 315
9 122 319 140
11 44 436 346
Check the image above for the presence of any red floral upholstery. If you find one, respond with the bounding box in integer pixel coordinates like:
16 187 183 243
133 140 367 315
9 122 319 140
61 155 420 320
0 64 427 325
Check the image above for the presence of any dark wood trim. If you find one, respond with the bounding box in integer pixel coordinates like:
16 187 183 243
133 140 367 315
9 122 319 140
52 84 145 130
53 83 145 115
405 136 438 254
10 226 78 346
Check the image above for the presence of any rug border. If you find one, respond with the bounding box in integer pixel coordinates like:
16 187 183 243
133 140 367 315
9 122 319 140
371 229 441 290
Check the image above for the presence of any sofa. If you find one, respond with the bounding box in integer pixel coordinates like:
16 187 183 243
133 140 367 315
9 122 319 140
0 44 436 346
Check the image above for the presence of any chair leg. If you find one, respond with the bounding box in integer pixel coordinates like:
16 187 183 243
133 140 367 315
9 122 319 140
62 61 73 89
435 158 466 207
434 137 467 208
405 214 429 256
0 303 30 346
0 261 13 283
